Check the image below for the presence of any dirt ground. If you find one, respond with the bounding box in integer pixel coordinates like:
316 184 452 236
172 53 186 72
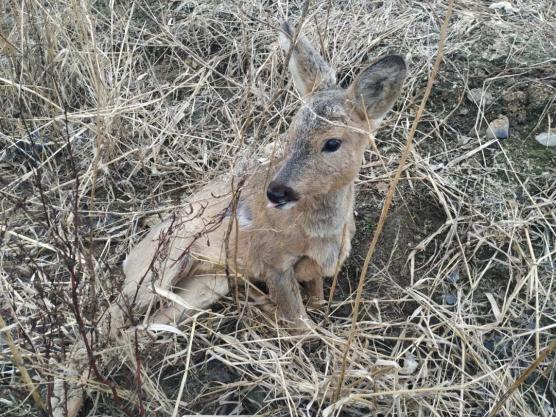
1 1 555 416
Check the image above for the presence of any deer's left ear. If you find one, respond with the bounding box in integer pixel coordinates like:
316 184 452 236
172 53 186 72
347 55 406 121
279 21 336 96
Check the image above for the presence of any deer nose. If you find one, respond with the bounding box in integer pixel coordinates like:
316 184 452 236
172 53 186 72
266 181 299 206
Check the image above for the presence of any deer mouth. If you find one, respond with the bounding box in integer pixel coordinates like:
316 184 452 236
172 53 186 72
267 200 298 210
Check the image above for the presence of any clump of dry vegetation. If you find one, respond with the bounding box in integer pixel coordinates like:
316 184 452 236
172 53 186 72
1 1 555 416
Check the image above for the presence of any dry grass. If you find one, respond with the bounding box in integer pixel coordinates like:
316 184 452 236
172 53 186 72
1 1 555 416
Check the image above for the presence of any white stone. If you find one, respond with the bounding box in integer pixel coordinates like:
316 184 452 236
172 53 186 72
535 129 556 147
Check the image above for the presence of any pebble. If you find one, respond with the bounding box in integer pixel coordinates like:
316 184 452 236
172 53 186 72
486 115 509 140
446 269 460 284
489 1 519 13
401 354 418 375
535 128 556 147
445 293 457 305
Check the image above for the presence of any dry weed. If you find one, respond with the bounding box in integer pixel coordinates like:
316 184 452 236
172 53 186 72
1 1 555 416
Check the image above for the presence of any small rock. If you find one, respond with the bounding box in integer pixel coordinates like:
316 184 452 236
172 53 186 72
535 128 556 147
446 269 460 283
445 294 457 305
489 1 519 13
400 354 418 375
467 88 494 106
486 115 509 140
261 141 284 159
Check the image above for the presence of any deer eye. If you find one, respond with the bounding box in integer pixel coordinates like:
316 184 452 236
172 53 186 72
322 139 342 152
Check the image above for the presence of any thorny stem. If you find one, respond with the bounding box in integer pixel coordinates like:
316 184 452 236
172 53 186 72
223 176 245 312
134 330 146 417
61 111 135 417
14 92 134 414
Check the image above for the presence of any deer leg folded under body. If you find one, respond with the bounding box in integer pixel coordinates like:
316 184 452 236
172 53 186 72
150 273 229 324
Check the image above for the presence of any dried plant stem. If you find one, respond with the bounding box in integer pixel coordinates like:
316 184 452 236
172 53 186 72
0 313 46 411
487 338 556 417
333 0 455 402
171 318 197 417
2 1 554 415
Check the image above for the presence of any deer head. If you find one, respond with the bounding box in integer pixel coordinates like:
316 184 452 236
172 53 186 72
266 22 406 209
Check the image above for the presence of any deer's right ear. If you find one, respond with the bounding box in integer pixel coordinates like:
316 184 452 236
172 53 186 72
279 21 336 96
347 55 407 121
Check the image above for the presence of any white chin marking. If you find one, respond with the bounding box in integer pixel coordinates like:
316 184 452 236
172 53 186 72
237 204 252 228
267 201 297 210
281 202 297 210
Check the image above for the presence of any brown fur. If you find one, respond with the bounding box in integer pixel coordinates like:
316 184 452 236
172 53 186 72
110 21 407 334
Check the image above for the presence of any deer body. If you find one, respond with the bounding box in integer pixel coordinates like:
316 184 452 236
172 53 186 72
118 156 355 328
112 22 406 333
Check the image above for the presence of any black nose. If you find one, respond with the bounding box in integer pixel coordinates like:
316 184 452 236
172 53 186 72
267 181 299 205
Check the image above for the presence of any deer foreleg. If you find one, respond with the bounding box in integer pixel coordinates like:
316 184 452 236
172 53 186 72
266 268 312 330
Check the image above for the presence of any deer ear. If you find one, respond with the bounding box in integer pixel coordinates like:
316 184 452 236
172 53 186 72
279 21 336 96
347 55 406 120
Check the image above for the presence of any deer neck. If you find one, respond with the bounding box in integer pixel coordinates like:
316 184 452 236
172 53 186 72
300 182 354 238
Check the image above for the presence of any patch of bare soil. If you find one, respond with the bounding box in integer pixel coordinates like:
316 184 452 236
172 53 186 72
331 182 446 319
422 52 556 172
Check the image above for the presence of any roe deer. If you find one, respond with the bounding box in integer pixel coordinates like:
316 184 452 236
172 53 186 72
110 22 407 335
51 21 406 417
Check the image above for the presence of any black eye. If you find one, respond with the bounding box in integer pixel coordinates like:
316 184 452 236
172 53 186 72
322 139 342 152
